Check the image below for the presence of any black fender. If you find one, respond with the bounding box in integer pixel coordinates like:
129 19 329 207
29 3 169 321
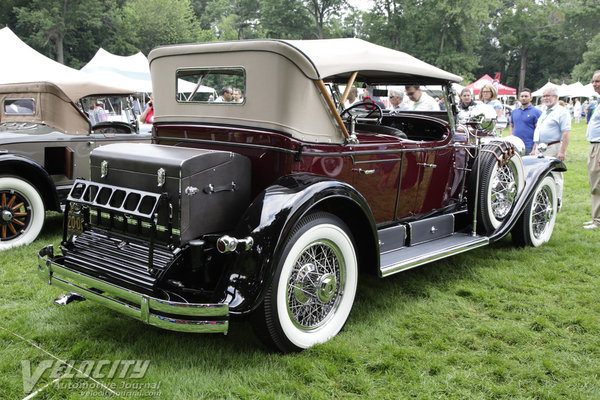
217 173 378 315
0 153 60 211
489 155 566 242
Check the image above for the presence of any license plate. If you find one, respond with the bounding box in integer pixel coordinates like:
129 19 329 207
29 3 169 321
67 212 84 236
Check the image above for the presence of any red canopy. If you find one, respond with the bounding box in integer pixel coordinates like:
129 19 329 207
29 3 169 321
465 74 516 96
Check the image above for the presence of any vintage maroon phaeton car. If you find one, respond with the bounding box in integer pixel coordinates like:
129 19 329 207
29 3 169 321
37 39 565 352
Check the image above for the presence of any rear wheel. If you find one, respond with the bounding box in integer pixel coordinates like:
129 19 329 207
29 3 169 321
254 212 358 352
512 176 557 247
0 177 45 250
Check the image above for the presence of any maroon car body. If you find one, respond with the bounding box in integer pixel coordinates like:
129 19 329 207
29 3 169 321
37 39 565 352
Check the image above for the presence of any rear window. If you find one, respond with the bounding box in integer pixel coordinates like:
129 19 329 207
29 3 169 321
176 68 245 104
4 98 36 115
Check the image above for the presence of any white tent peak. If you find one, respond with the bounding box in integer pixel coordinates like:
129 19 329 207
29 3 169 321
0 27 136 101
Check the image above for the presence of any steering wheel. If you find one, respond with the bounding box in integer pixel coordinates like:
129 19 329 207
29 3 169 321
340 100 383 124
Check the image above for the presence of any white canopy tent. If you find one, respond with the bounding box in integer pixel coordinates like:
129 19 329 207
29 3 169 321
0 27 136 102
533 80 597 98
81 47 216 97
81 48 153 93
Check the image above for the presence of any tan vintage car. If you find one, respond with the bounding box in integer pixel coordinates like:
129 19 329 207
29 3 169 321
0 81 151 249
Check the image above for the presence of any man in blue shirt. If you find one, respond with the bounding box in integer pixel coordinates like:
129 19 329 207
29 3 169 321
509 88 540 154
584 70 600 229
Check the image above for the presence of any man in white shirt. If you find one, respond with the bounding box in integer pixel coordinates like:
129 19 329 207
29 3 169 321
532 86 570 161
405 85 439 111
388 89 408 111
584 70 600 229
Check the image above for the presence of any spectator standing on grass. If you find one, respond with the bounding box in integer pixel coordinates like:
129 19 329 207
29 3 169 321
574 98 582 123
587 98 597 124
509 88 541 155
584 70 600 230
532 85 570 203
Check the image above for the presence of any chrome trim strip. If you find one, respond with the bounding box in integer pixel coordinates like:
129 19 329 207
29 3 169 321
37 246 229 334
380 236 489 277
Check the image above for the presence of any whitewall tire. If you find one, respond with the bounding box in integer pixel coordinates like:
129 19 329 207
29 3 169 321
257 212 358 352
0 177 45 250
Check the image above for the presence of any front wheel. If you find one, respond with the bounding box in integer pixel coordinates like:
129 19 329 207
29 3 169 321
255 212 358 352
0 177 45 250
512 176 558 247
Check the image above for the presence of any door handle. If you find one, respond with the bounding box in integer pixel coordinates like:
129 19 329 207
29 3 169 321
352 168 376 175
417 163 437 168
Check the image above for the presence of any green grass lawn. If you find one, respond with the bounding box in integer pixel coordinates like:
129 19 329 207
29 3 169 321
1 123 599 399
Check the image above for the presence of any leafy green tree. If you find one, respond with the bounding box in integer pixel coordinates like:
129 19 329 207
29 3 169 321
202 0 260 40
303 0 346 39
572 33 600 83
260 0 312 39
13 0 109 66
361 0 493 81
119 0 212 54
495 0 563 92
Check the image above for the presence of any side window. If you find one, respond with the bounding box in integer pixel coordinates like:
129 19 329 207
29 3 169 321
176 68 245 104
4 98 36 115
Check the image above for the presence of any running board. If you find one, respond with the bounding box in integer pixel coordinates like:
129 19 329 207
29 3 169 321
379 233 489 277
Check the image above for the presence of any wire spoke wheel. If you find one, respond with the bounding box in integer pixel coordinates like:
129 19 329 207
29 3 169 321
255 212 357 352
490 163 518 220
512 175 557 247
469 142 524 234
287 239 344 331
530 181 554 240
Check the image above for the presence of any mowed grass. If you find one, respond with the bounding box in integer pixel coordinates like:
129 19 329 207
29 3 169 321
1 123 599 399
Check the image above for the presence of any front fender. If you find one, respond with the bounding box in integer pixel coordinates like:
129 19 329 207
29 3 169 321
490 155 566 242
0 153 60 210
218 173 377 315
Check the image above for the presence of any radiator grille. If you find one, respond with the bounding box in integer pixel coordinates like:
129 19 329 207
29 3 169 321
63 230 177 294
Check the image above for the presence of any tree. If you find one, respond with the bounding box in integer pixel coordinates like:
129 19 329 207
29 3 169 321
119 0 211 55
572 33 600 83
260 0 312 39
361 0 493 80
495 0 563 93
14 0 109 65
303 0 346 39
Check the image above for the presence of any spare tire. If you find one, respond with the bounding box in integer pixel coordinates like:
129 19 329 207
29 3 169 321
468 141 524 235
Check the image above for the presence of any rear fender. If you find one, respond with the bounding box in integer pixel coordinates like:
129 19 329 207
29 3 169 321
217 173 378 314
489 155 566 242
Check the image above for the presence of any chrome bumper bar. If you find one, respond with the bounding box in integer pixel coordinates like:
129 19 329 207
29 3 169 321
37 245 228 334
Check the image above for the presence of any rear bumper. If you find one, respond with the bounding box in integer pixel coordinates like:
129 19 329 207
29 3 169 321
37 245 229 334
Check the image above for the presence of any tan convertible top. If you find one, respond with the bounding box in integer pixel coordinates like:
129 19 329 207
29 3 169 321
149 38 462 83
149 39 462 144
0 82 90 134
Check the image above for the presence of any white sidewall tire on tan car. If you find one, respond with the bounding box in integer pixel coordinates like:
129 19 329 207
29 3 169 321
0 177 45 250
260 212 358 352
512 175 558 247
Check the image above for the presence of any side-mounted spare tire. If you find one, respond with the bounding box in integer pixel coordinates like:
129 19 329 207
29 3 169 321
252 211 358 353
468 141 524 235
